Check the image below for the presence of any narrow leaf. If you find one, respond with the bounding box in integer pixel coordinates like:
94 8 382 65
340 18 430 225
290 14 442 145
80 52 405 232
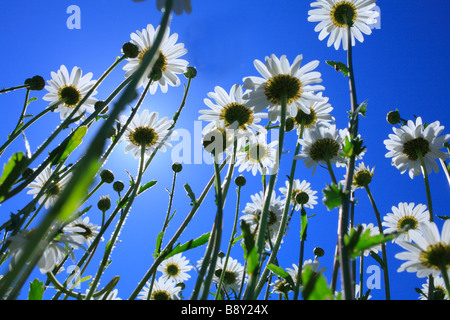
165 232 211 259
50 126 88 165
301 266 333 300
184 183 197 206
138 180 157 195
240 220 258 275
267 264 295 288
326 60 349 77
0 152 27 202
28 279 45 300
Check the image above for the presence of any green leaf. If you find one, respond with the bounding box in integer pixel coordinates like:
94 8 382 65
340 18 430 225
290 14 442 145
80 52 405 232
138 180 157 195
301 266 333 300
326 60 349 77
0 152 27 202
345 226 398 259
184 183 197 206
26 97 38 106
340 136 354 158
50 126 88 165
322 183 346 210
154 231 164 258
300 209 308 241
240 220 258 275
28 279 45 300
165 232 211 259
267 264 295 288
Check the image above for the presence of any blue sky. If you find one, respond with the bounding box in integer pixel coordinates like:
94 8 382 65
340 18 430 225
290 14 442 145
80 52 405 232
0 0 449 300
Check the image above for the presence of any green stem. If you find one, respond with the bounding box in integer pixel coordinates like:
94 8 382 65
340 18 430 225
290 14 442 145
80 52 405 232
335 20 359 301
364 185 391 300
85 145 146 300
216 183 242 299
52 185 135 300
0 99 60 157
293 207 306 300
157 169 178 255
128 158 227 300
11 88 31 137
0 84 29 94
416 150 434 222
248 95 293 300
199 155 224 300
359 253 364 299
440 265 450 298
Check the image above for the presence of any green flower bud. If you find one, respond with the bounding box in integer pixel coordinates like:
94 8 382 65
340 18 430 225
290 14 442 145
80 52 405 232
285 117 295 132
172 162 183 173
122 42 139 59
113 180 125 192
25 75 45 91
95 101 108 114
97 195 111 212
386 110 401 125
234 175 246 187
313 247 325 258
100 169 114 184
184 66 197 79
295 191 310 205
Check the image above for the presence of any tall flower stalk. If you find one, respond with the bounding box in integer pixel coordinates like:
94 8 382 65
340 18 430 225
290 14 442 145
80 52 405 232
336 19 360 301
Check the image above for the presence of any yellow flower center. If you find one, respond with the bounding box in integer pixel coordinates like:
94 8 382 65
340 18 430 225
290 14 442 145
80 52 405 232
59 85 81 108
330 1 357 27
219 103 254 129
264 74 303 106
129 126 158 147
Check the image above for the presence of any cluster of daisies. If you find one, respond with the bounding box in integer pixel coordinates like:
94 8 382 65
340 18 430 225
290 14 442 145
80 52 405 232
3 0 450 300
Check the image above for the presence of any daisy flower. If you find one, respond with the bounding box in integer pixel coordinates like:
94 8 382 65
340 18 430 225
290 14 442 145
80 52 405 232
286 92 334 132
395 220 450 278
213 257 246 294
351 162 374 190
382 202 430 242
198 84 266 136
26 165 72 210
243 54 325 123
157 253 193 283
294 123 347 174
119 109 176 159
419 275 449 300
384 117 450 179
279 179 318 211
63 216 102 247
241 191 286 250
308 0 380 50
123 24 188 93
7 229 70 274
138 277 181 300
43 65 97 121
235 133 278 176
